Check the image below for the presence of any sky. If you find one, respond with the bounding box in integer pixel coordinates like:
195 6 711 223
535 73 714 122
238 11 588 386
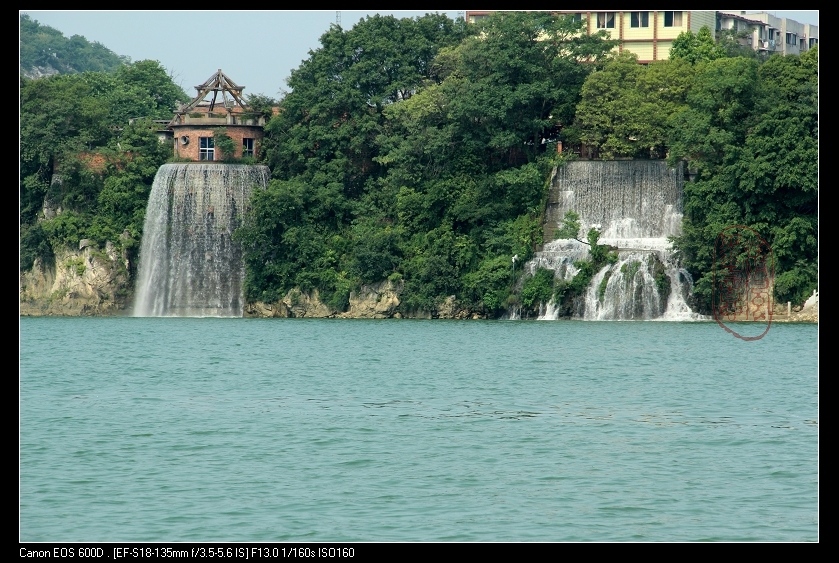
21 10 819 100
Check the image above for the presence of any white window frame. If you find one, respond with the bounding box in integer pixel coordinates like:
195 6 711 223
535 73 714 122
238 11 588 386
199 137 215 161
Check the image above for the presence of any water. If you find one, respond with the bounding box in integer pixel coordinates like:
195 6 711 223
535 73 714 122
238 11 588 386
133 163 269 317
533 160 699 320
20 317 819 541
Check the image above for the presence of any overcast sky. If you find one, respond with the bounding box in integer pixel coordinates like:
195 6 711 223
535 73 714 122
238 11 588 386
21 10 819 100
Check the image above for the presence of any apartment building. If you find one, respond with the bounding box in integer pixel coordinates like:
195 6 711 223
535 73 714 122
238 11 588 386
465 10 817 61
465 11 717 62
718 11 818 56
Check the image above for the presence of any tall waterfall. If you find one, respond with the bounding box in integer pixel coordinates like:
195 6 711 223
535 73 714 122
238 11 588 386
528 160 700 320
133 163 269 317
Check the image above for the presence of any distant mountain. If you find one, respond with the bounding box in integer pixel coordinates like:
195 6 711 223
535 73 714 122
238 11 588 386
20 13 128 80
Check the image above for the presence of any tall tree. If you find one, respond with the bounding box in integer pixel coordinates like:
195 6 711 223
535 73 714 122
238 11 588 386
575 51 647 158
669 25 725 65
240 13 467 307
364 11 614 313
669 50 818 310
20 62 187 271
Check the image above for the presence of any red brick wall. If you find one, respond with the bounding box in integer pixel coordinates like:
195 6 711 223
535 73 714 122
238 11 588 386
171 125 263 161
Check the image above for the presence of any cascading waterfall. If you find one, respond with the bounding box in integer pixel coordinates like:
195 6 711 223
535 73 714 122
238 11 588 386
528 160 701 320
133 163 269 317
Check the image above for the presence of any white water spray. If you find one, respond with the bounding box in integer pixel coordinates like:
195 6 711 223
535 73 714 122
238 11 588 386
526 160 703 321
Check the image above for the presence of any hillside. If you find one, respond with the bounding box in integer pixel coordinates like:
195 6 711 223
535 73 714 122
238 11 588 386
20 13 127 80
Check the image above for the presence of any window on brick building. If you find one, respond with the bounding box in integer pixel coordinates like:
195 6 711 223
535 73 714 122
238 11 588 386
664 11 683 27
631 12 649 28
242 138 254 158
200 137 214 161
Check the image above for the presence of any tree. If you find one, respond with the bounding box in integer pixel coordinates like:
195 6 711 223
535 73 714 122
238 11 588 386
20 61 185 274
20 13 127 77
440 11 617 166
641 58 695 152
716 28 764 60
243 11 617 315
245 14 467 308
555 210 583 242
669 51 817 311
111 60 189 121
575 52 647 158
20 73 112 224
669 26 725 65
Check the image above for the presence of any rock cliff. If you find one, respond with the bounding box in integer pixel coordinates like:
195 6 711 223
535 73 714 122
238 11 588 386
19 241 131 316
244 280 484 320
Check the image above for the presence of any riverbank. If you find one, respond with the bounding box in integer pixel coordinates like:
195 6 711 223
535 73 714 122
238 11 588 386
772 300 819 323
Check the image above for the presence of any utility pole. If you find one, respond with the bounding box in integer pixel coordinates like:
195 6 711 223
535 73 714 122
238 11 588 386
336 11 341 27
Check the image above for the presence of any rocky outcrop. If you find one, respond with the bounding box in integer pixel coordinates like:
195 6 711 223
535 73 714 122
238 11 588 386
244 300 292 318
245 281 403 319
342 280 403 319
772 290 818 323
284 288 335 318
19 242 131 316
433 295 486 319
20 65 61 81
245 289 334 319
244 280 486 319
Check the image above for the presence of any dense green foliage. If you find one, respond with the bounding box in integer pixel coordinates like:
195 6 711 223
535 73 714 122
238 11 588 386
667 47 818 312
19 60 188 274
669 26 726 65
20 14 127 76
573 36 817 313
237 12 616 314
555 210 584 242
575 52 695 159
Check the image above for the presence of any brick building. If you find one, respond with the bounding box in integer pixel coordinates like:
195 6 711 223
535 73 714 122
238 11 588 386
168 69 266 162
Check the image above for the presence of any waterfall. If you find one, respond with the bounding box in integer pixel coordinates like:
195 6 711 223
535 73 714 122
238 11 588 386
133 163 269 317
528 160 702 321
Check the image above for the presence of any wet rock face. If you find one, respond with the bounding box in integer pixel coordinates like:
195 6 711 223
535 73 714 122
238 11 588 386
526 160 701 321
